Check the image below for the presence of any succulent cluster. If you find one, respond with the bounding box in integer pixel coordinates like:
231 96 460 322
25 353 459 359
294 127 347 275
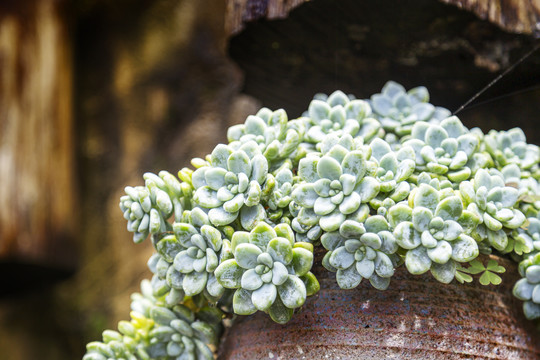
87 81 540 359
84 280 222 360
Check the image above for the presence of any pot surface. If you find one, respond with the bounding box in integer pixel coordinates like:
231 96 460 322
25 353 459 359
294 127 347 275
218 255 540 359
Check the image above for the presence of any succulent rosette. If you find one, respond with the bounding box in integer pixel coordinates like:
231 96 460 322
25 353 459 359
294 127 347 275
484 128 539 173
391 183 480 283
459 169 526 252
192 142 270 230
147 208 233 304
120 171 191 243
291 134 380 237
227 108 301 169
303 90 382 144
84 280 222 360
172 211 233 300
84 331 140 360
370 81 451 137
214 222 319 323
368 138 416 213
264 166 295 222
321 215 399 290
513 212 540 257
403 116 489 182
513 253 540 320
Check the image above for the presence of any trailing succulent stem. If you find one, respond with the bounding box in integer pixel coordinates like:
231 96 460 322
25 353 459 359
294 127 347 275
87 81 540 359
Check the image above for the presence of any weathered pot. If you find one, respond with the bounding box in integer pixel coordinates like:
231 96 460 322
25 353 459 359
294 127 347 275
218 254 540 359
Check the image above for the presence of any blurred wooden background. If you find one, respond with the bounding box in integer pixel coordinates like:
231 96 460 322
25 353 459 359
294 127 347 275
0 0 538 358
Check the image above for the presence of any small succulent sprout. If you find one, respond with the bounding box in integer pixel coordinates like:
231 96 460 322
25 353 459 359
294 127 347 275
321 215 399 290
460 169 526 251
131 280 221 360
119 171 188 244
172 214 231 300
265 166 296 222
147 253 187 307
192 142 269 230
403 116 488 182
502 164 540 215
370 81 451 137
368 138 416 211
83 333 140 360
513 253 540 320
484 128 539 172
292 137 380 234
146 208 233 304
391 183 480 283
227 108 302 167
514 213 540 256
304 90 382 144
213 222 318 323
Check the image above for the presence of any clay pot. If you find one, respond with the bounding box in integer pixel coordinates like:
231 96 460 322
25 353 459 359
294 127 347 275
218 254 540 359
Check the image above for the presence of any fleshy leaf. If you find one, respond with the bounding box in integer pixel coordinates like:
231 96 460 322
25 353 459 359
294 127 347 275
235 243 263 269
336 266 363 289
252 283 277 311
278 275 307 309
405 247 431 274
233 288 257 315
214 259 244 288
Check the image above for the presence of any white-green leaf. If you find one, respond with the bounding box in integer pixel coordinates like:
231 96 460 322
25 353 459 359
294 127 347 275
241 269 263 291
183 271 208 296
278 275 307 309
451 235 479 262
233 288 257 315
252 283 277 311
336 265 363 289
214 259 244 288
405 247 431 274
317 156 342 180
427 240 452 264
356 258 375 278
235 243 263 269
430 260 456 284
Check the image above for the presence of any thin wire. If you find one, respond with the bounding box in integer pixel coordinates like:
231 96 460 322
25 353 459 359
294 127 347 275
454 83 540 113
453 40 540 115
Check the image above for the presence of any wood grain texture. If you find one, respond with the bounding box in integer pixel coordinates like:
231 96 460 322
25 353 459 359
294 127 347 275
226 0 540 35
441 0 540 34
0 0 75 268
226 0 308 35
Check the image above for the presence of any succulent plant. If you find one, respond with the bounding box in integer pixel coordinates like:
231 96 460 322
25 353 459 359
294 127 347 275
291 134 380 236
302 90 382 145
321 215 399 290
459 169 526 252
84 280 222 360
403 116 489 181
514 253 540 320
484 128 539 173
84 331 141 360
90 81 540 358
192 142 269 230
227 108 301 169
214 222 319 323
120 171 192 243
367 138 416 214
264 166 295 222
391 183 480 283
370 81 451 137
147 208 233 303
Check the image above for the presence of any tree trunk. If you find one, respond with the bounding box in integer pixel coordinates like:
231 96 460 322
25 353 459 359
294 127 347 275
0 0 76 274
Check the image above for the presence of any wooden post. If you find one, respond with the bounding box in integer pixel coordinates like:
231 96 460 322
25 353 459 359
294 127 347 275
0 0 75 270
225 0 540 36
